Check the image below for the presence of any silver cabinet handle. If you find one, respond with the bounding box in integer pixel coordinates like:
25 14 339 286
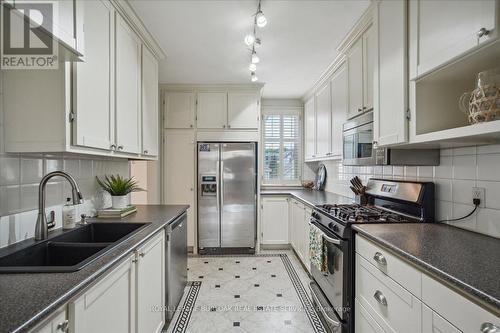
223 124 226 128
57 320 69 332
373 290 387 306
110 144 117 150
358 108 363 112
477 27 490 38
373 252 387 266
117 145 124 150
143 150 148 154
322 233 341 245
139 252 145 257
227 124 231 128
481 323 500 333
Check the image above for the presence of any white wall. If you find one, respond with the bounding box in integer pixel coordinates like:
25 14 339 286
314 146 500 238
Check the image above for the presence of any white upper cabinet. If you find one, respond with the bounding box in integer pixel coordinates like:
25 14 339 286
347 38 364 119
197 92 228 129
141 46 159 156
115 13 142 154
330 63 348 158
409 0 498 79
304 96 316 160
164 92 196 129
227 92 260 129
363 25 375 112
373 0 408 147
73 0 114 151
315 83 332 158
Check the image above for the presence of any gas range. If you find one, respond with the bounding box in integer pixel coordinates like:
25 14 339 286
308 178 435 333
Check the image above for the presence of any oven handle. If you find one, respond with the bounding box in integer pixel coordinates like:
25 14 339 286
310 218 342 246
309 283 341 327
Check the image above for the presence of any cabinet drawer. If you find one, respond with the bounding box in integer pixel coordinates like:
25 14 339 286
422 274 500 333
356 254 422 333
355 299 385 333
356 235 422 297
422 303 462 333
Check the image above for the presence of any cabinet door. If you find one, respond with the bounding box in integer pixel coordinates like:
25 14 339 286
261 197 289 245
347 38 364 119
355 299 385 333
422 304 461 333
363 25 375 112
33 308 67 333
227 92 259 129
410 0 497 78
115 14 142 154
374 0 408 147
136 231 165 333
330 63 348 158
70 254 136 333
141 46 159 156
164 92 196 129
73 0 114 150
304 96 316 160
315 83 331 158
197 92 227 129
164 130 195 247
291 200 304 260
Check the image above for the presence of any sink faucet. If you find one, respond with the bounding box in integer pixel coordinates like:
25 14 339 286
35 171 84 240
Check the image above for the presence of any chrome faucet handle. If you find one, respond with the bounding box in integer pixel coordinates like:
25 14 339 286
46 210 56 229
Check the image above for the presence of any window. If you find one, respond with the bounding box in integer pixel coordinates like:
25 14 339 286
262 109 301 185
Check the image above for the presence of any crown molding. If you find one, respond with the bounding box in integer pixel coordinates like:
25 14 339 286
301 53 346 101
336 1 375 54
160 83 265 92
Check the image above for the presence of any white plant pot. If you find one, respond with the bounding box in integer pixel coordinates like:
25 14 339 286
111 195 128 209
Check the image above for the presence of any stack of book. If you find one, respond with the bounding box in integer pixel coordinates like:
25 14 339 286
97 205 137 218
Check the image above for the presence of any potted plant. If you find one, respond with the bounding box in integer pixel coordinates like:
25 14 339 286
96 175 144 209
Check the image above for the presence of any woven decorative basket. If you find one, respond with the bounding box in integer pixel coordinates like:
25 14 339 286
468 84 500 123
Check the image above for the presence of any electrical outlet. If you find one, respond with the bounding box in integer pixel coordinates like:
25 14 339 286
472 187 485 207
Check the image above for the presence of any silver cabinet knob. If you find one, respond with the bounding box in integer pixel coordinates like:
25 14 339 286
57 320 69 332
190 124 193 128
373 252 387 266
481 323 500 333
373 290 387 306
358 108 363 112
110 144 117 150
477 27 490 38
227 124 231 128
132 258 138 263
143 150 148 154
139 252 145 257
117 145 124 150
223 124 226 128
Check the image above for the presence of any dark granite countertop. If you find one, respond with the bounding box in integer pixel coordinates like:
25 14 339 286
353 223 500 315
261 188 353 207
0 205 189 333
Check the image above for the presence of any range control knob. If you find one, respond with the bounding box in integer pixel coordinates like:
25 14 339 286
311 211 320 220
330 224 340 233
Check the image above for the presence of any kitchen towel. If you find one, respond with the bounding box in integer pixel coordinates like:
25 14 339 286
309 223 327 272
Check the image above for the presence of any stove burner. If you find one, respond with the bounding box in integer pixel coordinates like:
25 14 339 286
317 204 408 223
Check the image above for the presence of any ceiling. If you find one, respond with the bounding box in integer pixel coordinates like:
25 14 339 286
130 0 370 98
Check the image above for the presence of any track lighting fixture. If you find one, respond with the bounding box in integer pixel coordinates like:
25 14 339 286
249 63 257 72
251 72 258 82
245 0 267 82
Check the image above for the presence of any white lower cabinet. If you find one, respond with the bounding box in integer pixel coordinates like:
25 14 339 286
422 304 461 333
33 308 68 333
136 231 165 333
69 231 165 333
261 197 289 245
355 234 500 333
69 253 137 333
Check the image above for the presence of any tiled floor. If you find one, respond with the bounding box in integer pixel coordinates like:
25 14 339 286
165 250 326 333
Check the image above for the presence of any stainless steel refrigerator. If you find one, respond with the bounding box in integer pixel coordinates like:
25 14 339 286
197 142 257 254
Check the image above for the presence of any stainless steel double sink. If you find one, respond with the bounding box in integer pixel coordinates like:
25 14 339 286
0 223 148 273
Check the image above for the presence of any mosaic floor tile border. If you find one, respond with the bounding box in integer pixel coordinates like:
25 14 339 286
168 254 326 333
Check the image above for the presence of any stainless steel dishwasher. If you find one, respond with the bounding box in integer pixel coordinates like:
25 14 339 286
165 212 188 322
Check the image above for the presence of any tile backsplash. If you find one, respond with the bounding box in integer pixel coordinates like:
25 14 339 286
313 145 500 239
0 153 130 248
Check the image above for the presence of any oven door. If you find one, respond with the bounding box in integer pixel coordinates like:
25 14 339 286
342 123 376 166
309 219 346 331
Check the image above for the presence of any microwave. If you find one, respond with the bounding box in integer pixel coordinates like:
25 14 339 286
342 112 440 166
